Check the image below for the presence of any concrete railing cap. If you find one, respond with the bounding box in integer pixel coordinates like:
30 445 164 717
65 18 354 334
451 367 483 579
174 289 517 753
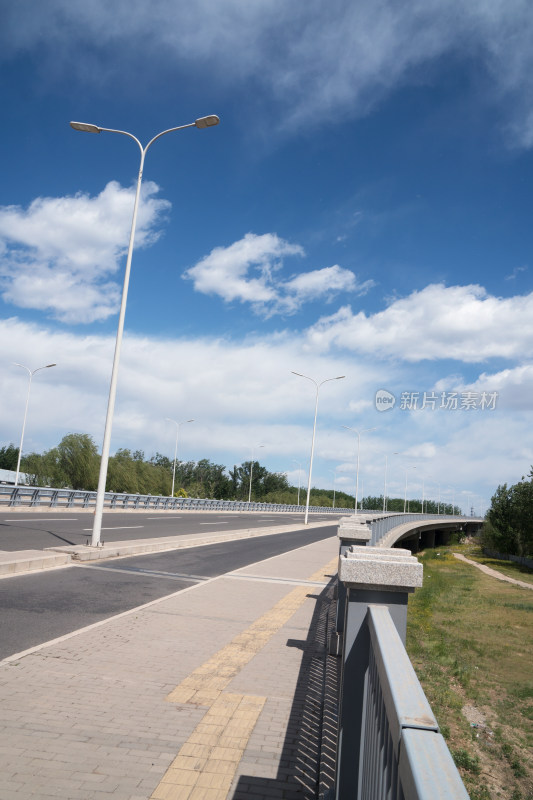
339 547 423 592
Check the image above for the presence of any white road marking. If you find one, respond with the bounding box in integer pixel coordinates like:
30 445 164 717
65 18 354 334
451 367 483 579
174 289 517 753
82 525 144 531
4 518 79 522
199 522 229 525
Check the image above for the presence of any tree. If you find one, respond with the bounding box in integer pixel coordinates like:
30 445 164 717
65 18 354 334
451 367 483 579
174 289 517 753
485 471 533 557
56 433 100 490
0 444 19 471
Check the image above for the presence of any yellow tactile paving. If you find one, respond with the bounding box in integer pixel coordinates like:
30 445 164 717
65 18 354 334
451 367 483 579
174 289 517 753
151 693 265 800
150 553 338 800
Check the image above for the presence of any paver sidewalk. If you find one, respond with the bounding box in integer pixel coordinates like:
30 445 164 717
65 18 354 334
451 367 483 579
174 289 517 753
0 535 339 800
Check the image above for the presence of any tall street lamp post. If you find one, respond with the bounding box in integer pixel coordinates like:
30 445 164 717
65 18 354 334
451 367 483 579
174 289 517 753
342 426 376 515
71 115 219 547
248 445 264 503
402 465 417 513
292 460 302 506
166 418 194 497
292 372 345 525
13 362 56 487
329 467 339 509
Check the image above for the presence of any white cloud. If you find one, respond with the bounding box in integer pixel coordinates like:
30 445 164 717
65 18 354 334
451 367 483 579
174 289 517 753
447 363 533 411
2 314 532 510
183 233 370 315
306 283 533 362
0 181 170 323
3 1 533 147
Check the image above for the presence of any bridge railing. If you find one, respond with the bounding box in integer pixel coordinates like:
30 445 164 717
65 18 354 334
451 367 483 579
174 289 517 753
0 484 345 515
369 512 447 545
334 541 470 799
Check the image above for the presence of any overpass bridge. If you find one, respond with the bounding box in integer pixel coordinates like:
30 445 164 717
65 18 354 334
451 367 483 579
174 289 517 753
353 510 484 549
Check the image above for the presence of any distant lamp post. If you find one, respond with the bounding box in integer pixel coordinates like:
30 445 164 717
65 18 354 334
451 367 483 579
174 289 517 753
292 371 345 525
292 460 302 506
165 418 194 497
248 445 264 503
448 486 456 516
402 465 416 513
342 426 376 515
421 474 434 514
13 362 56 487
71 114 219 547
329 467 339 509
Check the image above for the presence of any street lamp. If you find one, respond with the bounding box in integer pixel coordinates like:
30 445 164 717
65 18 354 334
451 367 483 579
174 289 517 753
401 465 416 513
71 115 219 546
292 371 345 525
165 418 194 497
329 467 339 509
342 426 376 515
292 460 302 506
248 445 264 503
13 362 56 487
420 473 434 514
447 486 456 515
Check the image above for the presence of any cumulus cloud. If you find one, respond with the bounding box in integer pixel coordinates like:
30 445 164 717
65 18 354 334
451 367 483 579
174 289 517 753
3 1 533 146
0 181 170 323
2 315 532 507
306 283 533 362
183 233 372 315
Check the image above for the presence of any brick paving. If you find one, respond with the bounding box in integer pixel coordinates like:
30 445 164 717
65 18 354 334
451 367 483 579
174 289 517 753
0 535 339 800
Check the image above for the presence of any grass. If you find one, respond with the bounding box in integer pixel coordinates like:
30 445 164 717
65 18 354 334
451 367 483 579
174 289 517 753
406 546 533 800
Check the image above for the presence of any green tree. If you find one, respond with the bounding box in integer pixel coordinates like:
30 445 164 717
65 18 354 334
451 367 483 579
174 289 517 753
56 433 100 490
485 471 533 557
0 444 19 471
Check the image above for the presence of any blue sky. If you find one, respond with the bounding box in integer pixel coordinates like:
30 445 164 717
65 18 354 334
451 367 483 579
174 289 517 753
2 0 533 513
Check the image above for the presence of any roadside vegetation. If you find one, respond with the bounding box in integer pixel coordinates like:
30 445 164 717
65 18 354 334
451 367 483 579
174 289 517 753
2 434 358 505
407 540 533 800
484 470 533 558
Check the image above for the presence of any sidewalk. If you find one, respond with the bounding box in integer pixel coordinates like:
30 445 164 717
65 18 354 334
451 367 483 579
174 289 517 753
0 534 340 800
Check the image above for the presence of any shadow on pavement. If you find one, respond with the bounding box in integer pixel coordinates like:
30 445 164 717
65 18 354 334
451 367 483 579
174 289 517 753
231 579 339 799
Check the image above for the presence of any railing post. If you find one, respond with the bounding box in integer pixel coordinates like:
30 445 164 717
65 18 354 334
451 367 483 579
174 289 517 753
335 546 423 799
329 517 371 656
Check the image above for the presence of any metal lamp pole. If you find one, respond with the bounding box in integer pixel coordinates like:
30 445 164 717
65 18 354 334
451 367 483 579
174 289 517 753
166 418 194 497
403 466 416 513
248 445 264 503
292 372 345 525
71 115 219 547
13 362 56 486
329 467 339 509
292 460 302 506
342 426 376 515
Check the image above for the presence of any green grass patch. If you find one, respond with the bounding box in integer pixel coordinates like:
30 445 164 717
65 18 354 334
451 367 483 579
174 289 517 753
406 547 533 799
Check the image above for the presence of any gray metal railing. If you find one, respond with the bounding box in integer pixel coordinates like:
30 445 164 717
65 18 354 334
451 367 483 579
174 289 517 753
360 605 469 799
334 537 471 798
369 513 458 546
0 484 346 515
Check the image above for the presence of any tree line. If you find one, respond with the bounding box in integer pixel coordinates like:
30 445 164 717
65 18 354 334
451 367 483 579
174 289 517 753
1 434 351 505
484 468 533 557
1 435 458 511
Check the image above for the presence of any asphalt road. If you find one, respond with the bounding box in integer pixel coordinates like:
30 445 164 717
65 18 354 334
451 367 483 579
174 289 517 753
0 525 337 660
0 510 342 551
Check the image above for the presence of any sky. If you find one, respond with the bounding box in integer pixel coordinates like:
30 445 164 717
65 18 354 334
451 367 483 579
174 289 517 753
1 0 533 515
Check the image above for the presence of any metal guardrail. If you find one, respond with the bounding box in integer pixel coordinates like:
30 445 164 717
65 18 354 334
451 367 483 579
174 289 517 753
0 484 346 515
361 605 469 799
